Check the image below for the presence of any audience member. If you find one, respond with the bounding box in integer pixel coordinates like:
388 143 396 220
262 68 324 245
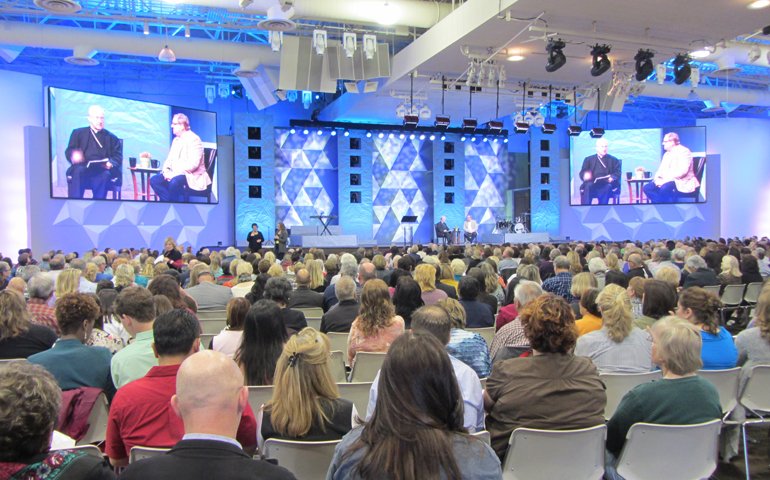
185 268 233 310
716 255 742 295
634 279 678 330
0 290 57 359
457 276 494 328
574 284 653 373
0 363 116 480
235 299 288 386
7 277 26 296
26 273 59 335
347 279 405 367
287 269 325 311
111 287 157 388
320 276 359 334
676 287 738 369
574 288 602 336
625 254 652 281
119 350 292 480
263 276 306 335
626 277 646 320
391 276 424 329
484 293 606 459
569 272 598 321
211 297 251 358
605 269 629 289
741 254 764 285
681 255 719 289
541 256 575 302
433 264 458 299
436 297 491 378
468 267 498 314
489 281 543 360
28 292 116 399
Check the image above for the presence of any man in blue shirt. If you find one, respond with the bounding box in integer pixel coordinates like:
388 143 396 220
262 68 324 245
541 255 575 303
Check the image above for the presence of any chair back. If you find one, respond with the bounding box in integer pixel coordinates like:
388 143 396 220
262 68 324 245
492 346 531 365
329 351 347 383
616 420 721 480
471 430 491 445
467 327 495 348
500 268 517 283
247 385 275 413
739 365 770 413
53 445 104 458
76 392 110 446
702 285 721 297
337 382 373 417
199 319 227 334
600 371 663 420
698 367 741 417
197 310 227 320
306 318 322 331
721 284 746 307
204 148 217 178
327 333 349 362
129 446 170 463
293 307 324 319
501 425 606 480
0 358 26 371
744 282 764 305
263 439 341 480
349 352 387 383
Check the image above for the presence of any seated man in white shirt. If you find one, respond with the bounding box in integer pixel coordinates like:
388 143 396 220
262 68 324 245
463 215 478 244
365 305 484 432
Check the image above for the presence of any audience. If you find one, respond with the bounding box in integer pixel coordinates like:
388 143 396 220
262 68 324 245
258 327 354 451
110 287 158 388
634 279 678 330
626 277 646 320
236 299 288 386
484 293 606 459
0 289 57 359
468 267 498 313
26 273 59 335
414 263 448 306
211 297 251 358
436 297 491 378
320 276 360 334
569 272 598 320
287 269 325 311
574 284 653 373
676 287 738 369
347 279 405 367
681 255 719 289
716 255 742 295
0 363 116 480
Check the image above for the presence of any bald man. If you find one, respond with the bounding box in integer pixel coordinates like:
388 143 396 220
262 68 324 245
65 105 123 199
287 269 325 311
119 351 296 480
579 138 621 205
7 277 26 296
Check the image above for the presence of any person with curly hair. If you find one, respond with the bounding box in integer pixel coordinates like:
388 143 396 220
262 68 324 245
347 279 405 367
28 292 116 399
0 362 116 480
676 286 737 369
483 293 606 459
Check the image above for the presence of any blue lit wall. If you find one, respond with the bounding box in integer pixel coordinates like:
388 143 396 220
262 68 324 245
234 113 275 244
530 129 560 235
338 132 373 239
465 138 507 236
433 133 465 236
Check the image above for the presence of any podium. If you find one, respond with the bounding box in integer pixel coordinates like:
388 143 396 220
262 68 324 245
400 215 417 247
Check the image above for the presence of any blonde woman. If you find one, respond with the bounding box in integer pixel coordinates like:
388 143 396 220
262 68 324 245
84 263 98 283
574 284 652 373
231 262 256 297
440 264 459 291
209 251 223 277
113 264 136 292
258 327 355 451
186 263 209 289
161 236 182 269
55 269 82 298
436 297 490 378
414 264 447 306
307 259 325 293
267 264 284 278
627 277 647 320
479 262 505 305
140 256 156 279
570 272 598 320
567 251 583 276
515 264 541 285
263 251 276 265
347 279 405 366
717 255 742 295
605 253 621 271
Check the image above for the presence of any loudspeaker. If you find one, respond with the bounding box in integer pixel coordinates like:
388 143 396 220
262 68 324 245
279 36 338 93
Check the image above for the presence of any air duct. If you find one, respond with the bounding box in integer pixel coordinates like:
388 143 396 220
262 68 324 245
64 45 98 66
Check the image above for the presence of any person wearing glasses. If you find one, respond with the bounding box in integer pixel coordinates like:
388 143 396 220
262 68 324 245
64 105 123 199
150 113 210 202
643 132 699 203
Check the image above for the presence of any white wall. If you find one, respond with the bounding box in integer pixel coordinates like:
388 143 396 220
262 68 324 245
698 118 770 237
0 69 42 257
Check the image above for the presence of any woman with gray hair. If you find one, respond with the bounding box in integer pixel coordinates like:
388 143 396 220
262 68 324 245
681 255 719 289
0 363 116 479
588 257 607 288
263 276 306 335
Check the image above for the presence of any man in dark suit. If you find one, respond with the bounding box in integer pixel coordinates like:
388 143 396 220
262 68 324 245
320 276 359 334
579 138 621 205
65 105 123 199
119 350 295 480
288 269 326 312
435 216 452 244
681 255 719 290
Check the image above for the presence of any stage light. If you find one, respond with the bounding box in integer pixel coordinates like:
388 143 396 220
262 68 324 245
487 69 496 88
748 45 761 63
343 32 356 58
143 21 149 35
316 129 323 135
487 120 503 133
691 66 700 86
388 133 394 138
343 129 350 137
290 128 296 134
419 134 425 140
545 39 566 72
471 135 477 142
419 105 431 120
403 115 419 127
366 131 372 138
567 125 582 136
541 123 557 134
395 104 407 119
513 122 529 134
429 135 435 140
313 29 327 55
378 132 384 138
634 49 655 81
498 66 506 87
399 133 405 139
460 135 466 141
590 127 605 138
673 54 692 85
434 115 450 128
656 64 667 84
590 44 612 77
687 89 700 101
409 134 415 140
503 138 509 143
507 53 524 62
440 135 446 141
377 0 400 25
303 129 309 135
748 0 770 7
482 136 488 142
330 130 337 136
362 34 377 60
185 25 190 37
461 118 477 131
466 63 476 87
270 31 283 52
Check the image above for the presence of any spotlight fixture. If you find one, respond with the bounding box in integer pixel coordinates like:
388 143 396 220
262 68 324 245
419 105 432 120
590 127 605 138
673 54 692 85
434 115 450 128
471 135 477 142
343 129 350 137
378 132 384 138
143 21 149 35
377 0 400 25
498 66 506 87
749 0 770 7
230 85 244 99
634 49 655 81
343 32 357 58
362 34 377 60
748 45 761 63
270 31 283 52
487 120 503 133
303 129 309 135
482 136 488 142
656 64 667 84
403 115 419 127
312 29 327 55
461 118 478 131
330 130 337 136
690 48 711 59
691 66 700 86
687 89 700 101
399 133 405 139
503 138 509 143
316 129 323 135
513 122 530 134
477 65 486 85
419 134 425 140
487 68 496 88
460 135 466 141
409 134 415 140
290 128 296 134
466 63 476 87
541 85 556 135
440 134 446 141
541 123 557 134
395 104 407 119
567 125 583 137
545 39 567 72
366 131 372 138
388 133 394 138
590 44 612 77
429 135 435 141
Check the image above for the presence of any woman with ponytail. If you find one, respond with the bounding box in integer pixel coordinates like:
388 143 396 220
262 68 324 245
574 284 653 373
258 327 355 451
676 287 737 369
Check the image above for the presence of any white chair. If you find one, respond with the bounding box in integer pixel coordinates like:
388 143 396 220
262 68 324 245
329 351 347 383
471 430 491 445
262 439 341 480
306 318 322 331
0 358 26 371
199 319 227 334
720 284 746 324
293 307 324 319
467 327 495 348
247 385 275 413
600 371 662 420
53 445 103 458
197 310 227 320
349 352 387 383
327 333 349 362
702 285 721 297
337 382 373 418
501 425 606 480
738 365 770 480
129 446 170 463
201 333 216 349
616 420 721 480
698 367 741 420
76 392 110 446
743 282 764 310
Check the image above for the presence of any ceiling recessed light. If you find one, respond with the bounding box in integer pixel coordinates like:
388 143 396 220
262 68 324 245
507 54 525 62
748 0 770 8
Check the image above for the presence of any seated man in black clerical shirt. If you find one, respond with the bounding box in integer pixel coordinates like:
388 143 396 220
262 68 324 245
65 105 123 199
579 138 621 205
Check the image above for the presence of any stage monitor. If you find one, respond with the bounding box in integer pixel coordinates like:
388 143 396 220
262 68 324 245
48 87 219 204
569 126 706 206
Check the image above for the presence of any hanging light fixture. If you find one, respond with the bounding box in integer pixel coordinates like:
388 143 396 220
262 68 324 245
158 23 176 62
673 54 692 85
545 39 566 72
634 49 655 81
590 44 612 77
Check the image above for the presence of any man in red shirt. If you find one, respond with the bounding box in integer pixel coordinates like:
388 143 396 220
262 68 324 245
26 273 59 335
106 309 257 466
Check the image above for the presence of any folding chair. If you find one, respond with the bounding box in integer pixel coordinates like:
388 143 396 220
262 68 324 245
0 358 26 371
262 439 341 480
698 367 741 421
76 392 110 446
329 351 347 383
600 371 662 420
720 284 746 324
349 352 387 383
738 365 770 480
199 319 227 335
327 333 349 363
472 430 491 445
467 327 495 349
743 282 764 312
53 445 103 458
306 318 322 331
337 382 373 418
293 307 324 319
196 310 227 320
129 446 170 463
702 285 721 297
247 385 275 413
501 425 606 480
616 420 721 480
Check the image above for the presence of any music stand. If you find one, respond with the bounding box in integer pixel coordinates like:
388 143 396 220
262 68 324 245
400 215 418 247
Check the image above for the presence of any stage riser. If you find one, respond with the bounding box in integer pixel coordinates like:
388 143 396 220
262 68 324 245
291 235 360 248
289 225 344 236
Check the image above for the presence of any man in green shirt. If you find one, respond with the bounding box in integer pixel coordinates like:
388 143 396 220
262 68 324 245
111 287 157 388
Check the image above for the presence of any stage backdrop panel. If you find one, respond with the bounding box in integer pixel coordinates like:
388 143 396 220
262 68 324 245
465 139 507 236
372 136 433 245
235 113 274 246
339 132 373 240
530 130 560 235
274 129 338 230
433 134 465 238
